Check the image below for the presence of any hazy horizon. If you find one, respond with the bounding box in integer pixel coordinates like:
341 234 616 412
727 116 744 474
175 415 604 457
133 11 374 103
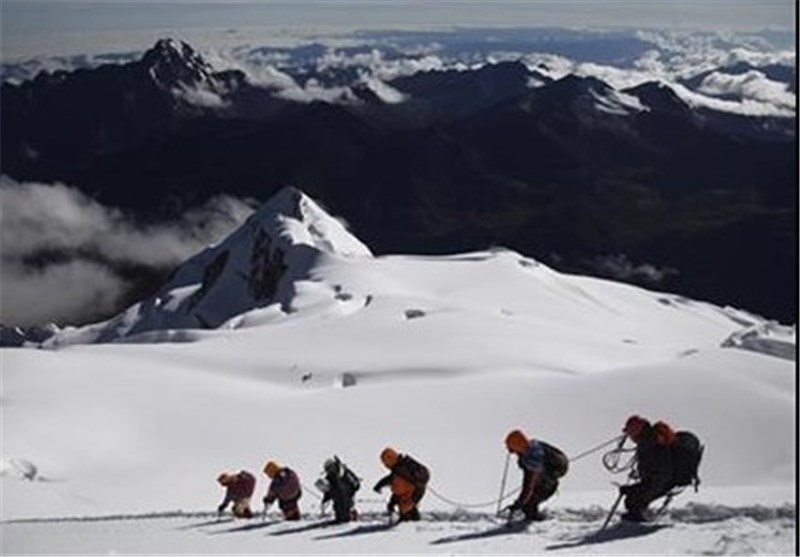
1 0 796 60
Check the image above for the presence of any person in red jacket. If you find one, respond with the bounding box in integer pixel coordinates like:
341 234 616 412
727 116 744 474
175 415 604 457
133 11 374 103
216 470 256 518
262 460 302 520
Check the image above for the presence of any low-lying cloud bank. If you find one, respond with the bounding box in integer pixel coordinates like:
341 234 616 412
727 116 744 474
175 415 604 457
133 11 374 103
4 28 794 116
0 177 256 326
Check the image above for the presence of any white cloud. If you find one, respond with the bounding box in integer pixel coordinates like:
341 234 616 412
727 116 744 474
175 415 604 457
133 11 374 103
698 70 795 110
1 259 129 327
171 85 229 108
670 82 795 117
0 177 257 326
358 74 407 103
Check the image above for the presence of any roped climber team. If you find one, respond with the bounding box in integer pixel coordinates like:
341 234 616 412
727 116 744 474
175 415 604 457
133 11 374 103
214 415 702 525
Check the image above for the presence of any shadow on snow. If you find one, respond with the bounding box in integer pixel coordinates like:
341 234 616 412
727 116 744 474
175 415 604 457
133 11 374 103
430 520 530 544
269 519 340 536
207 520 279 534
546 521 671 550
313 521 396 540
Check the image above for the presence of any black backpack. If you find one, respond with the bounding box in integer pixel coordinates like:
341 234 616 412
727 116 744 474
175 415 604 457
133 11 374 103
397 455 430 486
541 442 569 478
341 464 361 493
671 431 703 490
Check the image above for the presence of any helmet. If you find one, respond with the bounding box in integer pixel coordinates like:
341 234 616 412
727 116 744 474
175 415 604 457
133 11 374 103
323 457 340 476
623 415 649 440
505 429 529 454
263 460 281 479
380 447 399 468
217 472 232 486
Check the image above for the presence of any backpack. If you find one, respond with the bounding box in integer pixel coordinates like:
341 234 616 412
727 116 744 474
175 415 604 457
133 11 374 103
341 464 361 493
397 455 430 487
239 471 256 491
671 430 703 490
653 421 678 447
541 442 569 479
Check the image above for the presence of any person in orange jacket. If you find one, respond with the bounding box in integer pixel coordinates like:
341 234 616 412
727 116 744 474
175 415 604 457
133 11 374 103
262 460 302 520
216 470 256 518
372 447 430 522
504 429 568 521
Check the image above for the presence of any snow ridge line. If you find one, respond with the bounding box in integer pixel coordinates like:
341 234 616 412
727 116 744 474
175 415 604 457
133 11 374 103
2 503 794 526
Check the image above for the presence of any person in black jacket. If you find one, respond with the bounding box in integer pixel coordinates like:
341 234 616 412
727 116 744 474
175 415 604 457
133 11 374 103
316 456 360 523
619 415 674 522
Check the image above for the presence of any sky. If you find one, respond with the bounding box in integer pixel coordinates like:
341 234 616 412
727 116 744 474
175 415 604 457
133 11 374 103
1 187 795 554
1 0 796 60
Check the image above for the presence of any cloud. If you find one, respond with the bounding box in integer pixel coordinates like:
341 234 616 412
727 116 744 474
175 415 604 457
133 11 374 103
0 178 256 326
1 259 129 328
669 81 795 117
588 254 678 285
697 70 795 110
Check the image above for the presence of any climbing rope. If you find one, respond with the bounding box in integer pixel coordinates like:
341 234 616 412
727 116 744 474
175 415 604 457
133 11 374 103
299 435 632 513
570 435 626 463
601 437 637 475
427 484 519 509
422 434 628 511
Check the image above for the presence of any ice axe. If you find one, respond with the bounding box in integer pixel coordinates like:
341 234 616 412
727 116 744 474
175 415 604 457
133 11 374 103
495 452 511 517
600 489 624 531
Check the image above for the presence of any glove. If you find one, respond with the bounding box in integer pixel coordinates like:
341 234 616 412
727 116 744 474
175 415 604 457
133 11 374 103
619 485 631 496
385 502 395 514
217 503 225 513
373 484 382 494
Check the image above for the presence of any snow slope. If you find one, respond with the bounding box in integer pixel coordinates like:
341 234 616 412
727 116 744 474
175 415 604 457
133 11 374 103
0 189 795 554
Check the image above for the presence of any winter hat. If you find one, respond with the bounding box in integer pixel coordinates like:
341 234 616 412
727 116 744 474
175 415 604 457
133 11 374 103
380 447 399 468
623 415 649 440
263 460 281 479
505 429 529 454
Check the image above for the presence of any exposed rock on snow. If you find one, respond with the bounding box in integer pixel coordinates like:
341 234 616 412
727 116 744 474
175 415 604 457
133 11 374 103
721 322 796 361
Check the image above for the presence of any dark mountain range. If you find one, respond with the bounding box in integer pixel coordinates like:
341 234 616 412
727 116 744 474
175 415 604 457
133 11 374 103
1 39 796 325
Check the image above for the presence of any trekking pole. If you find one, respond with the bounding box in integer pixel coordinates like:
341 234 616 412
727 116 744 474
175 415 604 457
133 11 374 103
496 452 511 517
600 490 624 531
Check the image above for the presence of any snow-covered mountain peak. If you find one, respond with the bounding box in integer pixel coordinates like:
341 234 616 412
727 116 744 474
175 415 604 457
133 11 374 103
139 38 230 108
245 186 372 258
46 187 371 344
142 39 211 77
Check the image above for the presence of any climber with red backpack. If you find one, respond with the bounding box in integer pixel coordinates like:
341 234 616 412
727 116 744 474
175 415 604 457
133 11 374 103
373 447 430 522
262 460 303 520
616 415 703 522
503 429 569 522
216 470 256 518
